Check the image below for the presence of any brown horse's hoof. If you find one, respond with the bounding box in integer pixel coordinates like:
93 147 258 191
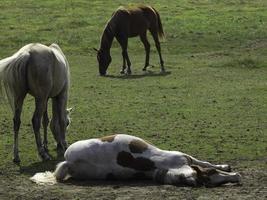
120 70 125 74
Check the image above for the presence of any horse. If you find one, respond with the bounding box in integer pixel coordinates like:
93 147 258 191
0 43 71 163
30 134 241 187
94 5 165 76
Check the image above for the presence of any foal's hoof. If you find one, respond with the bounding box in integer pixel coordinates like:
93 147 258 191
126 70 132 75
120 70 125 74
142 67 147 71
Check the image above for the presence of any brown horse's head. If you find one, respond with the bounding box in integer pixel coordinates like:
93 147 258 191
96 49 112 76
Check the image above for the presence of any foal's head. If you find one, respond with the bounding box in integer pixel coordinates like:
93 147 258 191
96 49 112 76
50 107 73 153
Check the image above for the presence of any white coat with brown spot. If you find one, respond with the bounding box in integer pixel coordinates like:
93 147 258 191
31 134 241 187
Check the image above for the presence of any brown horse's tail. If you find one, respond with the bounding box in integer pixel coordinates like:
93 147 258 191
152 7 165 39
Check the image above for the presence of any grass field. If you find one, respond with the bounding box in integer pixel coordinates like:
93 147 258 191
0 0 266 199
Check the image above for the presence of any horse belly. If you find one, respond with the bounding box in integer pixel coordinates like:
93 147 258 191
128 15 149 37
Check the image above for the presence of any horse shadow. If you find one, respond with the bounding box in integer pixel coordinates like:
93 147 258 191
21 160 159 187
19 159 62 175
63 178 159 187
105 70 171 79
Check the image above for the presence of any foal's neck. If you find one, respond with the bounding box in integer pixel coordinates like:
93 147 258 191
100 23 114 52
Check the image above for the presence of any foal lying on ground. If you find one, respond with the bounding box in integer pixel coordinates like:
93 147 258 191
31 134 241 187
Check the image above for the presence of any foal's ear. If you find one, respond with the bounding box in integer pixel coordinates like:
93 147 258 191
67 107 73 114
93 48 99 52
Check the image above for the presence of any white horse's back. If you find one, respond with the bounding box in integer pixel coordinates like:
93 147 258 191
0 43 71 162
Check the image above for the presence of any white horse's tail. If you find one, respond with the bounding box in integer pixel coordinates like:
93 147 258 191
0 50 30 112
30 161 70 185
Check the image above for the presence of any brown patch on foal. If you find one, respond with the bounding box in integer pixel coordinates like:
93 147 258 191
129 139 148 153
117 151 155 171
100 134 117 143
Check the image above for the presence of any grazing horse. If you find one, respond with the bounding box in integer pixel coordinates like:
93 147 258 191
95 5 165 76
31 134 241 187
0 43 71 163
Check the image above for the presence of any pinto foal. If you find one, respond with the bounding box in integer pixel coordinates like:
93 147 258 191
31 134 241 187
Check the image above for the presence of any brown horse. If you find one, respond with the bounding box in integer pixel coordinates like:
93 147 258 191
95 5 165 76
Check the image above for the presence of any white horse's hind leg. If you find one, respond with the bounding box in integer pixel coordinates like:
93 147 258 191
12 94 26 163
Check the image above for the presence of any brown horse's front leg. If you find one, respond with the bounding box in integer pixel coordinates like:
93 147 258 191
117 36 131 75
120 53 126 74
123 50 132 75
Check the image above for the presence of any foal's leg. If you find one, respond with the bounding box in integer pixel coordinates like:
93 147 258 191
191 166 241 187
150 31 165 72
117 36 132 75
32 98 51 160
42 106 49 152
140 32 151 71
13 95 26 163
185 154 231 172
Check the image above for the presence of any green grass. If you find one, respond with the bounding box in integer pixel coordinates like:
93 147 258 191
0 0 266 199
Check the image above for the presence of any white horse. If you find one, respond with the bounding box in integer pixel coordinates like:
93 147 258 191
31 134 241 187
0 43 71 163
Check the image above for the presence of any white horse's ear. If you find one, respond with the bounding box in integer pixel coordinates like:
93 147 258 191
93 48 99 52
67 107 73 114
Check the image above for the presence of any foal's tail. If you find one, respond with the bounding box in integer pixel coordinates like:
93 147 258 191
30 161 70 185
0 50 30 112
53 161 70 181
152 7 165 39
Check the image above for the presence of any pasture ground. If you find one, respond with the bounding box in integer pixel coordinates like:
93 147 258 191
0 0 266 199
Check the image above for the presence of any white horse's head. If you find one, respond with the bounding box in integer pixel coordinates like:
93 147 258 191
50 107 73 154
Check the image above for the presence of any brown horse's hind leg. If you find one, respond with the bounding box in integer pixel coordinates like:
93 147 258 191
140 33 150 71
13 94 26 163
150 31 165 72
32 98 51 161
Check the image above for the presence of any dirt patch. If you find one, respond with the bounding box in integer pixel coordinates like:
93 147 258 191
0 161 266 200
